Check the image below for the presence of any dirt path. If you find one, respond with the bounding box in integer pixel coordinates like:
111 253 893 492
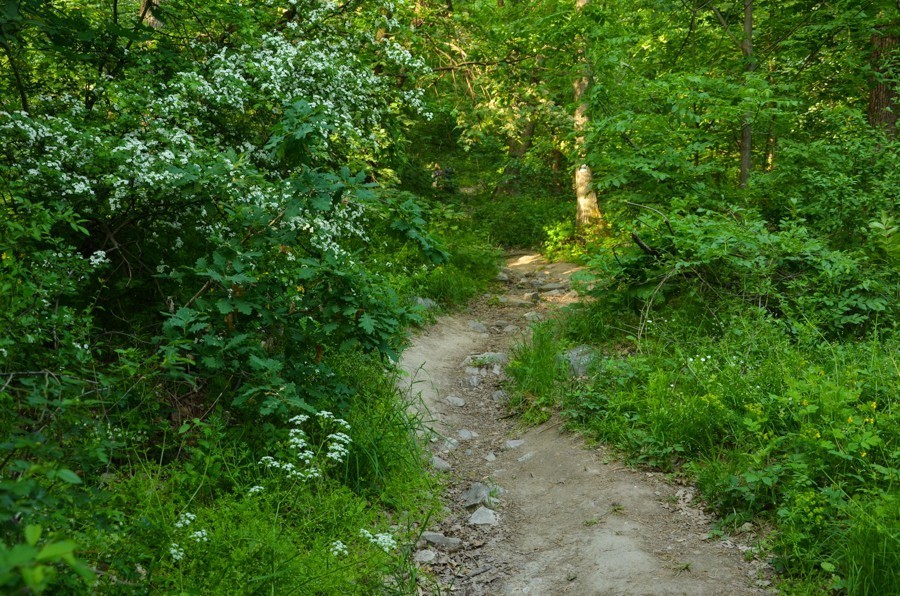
400 254 772 595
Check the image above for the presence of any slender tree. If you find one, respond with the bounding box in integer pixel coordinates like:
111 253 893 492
573 0 604 233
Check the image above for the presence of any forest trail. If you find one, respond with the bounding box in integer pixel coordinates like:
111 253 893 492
400 253 771 595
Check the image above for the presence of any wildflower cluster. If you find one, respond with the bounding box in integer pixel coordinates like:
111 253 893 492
359 529 397 553
258 411 353 484
169 512 209 562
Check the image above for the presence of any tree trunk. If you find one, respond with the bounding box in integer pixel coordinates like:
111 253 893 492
140 0 164 28
712 2 755 188
868 25 898 139
738 0 755 188
573 0 604 234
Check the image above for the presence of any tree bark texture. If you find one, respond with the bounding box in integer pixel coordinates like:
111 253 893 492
868 26 898 139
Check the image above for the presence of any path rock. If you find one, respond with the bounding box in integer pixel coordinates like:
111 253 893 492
495 272 510 282
503 439 525 450
463 352 509 367
542 289 566 297
446 395 466 407
421 531 463 551
524 291 540 302
540 281 568 291
468 506 499 526
491 390 509 403
462 374 482 388
458 429 478 440
414 296 439 310
468 320 489 334
524 311 544 323
430 455 452 472
414 549 437 563
502 297 533 307
517 452 535 463
503 325 521 334
484 452 497 462
564 345 595 377
461 482 492 508
441 437 459 451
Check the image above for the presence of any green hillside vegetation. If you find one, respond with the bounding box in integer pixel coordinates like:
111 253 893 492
1 0 897 594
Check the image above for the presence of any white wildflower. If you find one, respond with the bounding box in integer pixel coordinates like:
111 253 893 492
174 512 196 529
329 540 348 557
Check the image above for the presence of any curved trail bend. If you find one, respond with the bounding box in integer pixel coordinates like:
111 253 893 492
400 254 771 595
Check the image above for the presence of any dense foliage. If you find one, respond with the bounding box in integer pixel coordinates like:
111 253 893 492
438 0 898 593
0 0 503 592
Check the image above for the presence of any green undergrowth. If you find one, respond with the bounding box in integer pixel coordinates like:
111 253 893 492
2 351 439 593
508 298 898 594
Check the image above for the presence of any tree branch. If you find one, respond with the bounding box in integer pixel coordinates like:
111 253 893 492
710 4 742 49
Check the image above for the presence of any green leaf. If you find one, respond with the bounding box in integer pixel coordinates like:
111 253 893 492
36 540 77 561
56 469 82 484
359 313 376 334
25 525 42 547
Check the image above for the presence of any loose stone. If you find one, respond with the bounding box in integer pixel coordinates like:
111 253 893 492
461 482 492 508
540 282 568 291
414 549 437 563
468 320 489 334
431 455 452 471
503 439 525 450
414 296 439 310
421 531 463 551
458 429 478 440
446 395 466 407
468 506 499 526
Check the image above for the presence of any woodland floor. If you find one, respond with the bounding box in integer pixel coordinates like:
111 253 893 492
399 253 774 595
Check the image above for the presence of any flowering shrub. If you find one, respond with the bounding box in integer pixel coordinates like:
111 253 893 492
0 0 442 591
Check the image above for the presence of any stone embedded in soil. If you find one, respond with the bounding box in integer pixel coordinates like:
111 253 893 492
503 325 521 334
462 375 482 388
468 320 489 334
431 455 452 472
414 549 437 563
421 531 463 551
504 297 533 307
503 439 525 450
484 452 497 462
458 429 478 440
563 345 595 377
517 452 535 463
542 289 566 297
524 291 540 302
461 482 492 508
442 437 459 451
524 311 544 322
414 296 439 310
462 352 509 367
468 506 499 526
495 272 510 282
491 390 509 403
446 395 466 407
540 281 568 291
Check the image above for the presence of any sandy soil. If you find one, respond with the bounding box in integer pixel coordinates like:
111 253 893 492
399 254 773 595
